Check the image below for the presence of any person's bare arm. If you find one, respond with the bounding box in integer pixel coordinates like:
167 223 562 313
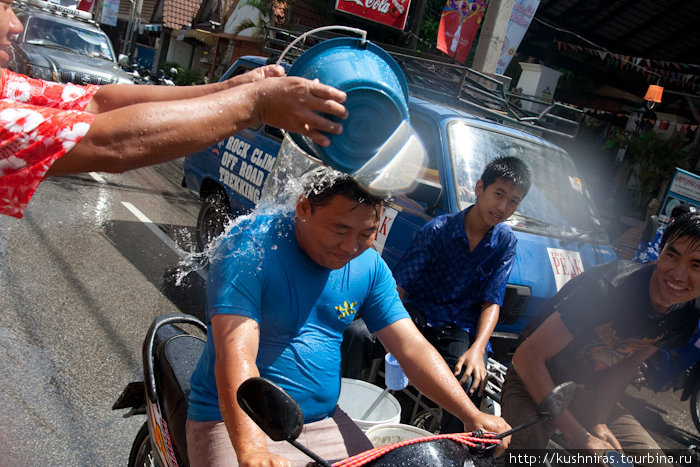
512 312 614 452
587 344 658 450
376 318 512 457
47 76 346 175
84 65 285 113
211 313 292 467
454 302 499 396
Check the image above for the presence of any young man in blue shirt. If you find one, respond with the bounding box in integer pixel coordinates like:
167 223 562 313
186 169 512 467
342 156 530 433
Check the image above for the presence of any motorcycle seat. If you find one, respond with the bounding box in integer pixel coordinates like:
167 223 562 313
157 333 205 465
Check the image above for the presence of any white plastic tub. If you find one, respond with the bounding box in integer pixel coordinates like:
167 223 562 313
365 423 433 447
337 378 401 431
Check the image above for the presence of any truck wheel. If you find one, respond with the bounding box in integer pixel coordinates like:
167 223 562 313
196 192 232 251
691 381 700 434
128 422 160 467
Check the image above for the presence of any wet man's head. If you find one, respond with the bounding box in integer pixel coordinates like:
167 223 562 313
650 212 700 312
295 168 387 269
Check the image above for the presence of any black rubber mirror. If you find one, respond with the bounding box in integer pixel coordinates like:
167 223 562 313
237 377 332 467
537 381 577 421
497 381 578 439
237 377 304 442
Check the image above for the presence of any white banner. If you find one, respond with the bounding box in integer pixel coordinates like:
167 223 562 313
100 0 119 26
547 247 583 292
373 207 398 255
495 0 540 75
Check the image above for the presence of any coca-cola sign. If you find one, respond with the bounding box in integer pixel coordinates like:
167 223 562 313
335 0 411 30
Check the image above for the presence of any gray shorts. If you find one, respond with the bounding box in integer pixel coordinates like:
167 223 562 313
500 366 672 467
186 406 374 467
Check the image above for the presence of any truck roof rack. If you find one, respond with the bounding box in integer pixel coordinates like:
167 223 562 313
262 27 582 141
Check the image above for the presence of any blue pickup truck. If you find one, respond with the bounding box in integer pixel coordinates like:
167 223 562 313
183 54 618 357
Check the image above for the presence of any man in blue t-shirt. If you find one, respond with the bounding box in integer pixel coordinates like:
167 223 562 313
342 156 531 433
186 169 512 467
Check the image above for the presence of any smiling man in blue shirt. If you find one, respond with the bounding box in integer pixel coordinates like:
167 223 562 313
342 156 530 433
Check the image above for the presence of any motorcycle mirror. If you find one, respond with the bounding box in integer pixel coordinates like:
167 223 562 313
537 381 577 421
237 377 333 467
237 377 303 442
496 381 577 440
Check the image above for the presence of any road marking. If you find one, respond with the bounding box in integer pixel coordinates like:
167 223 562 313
89 172 107 183
121 201 207 280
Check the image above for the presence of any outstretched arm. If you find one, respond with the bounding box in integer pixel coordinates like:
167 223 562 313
376 318 512 457
211 313 293 467
512 312 615 452
84 65 286 113
47 75 346 175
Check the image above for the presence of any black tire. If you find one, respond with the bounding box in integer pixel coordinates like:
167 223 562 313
690 381 700 434
196 191 232 251
128 422 160 467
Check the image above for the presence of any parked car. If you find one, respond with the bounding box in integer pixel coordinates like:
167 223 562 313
183 54 618 357
8 0 133 85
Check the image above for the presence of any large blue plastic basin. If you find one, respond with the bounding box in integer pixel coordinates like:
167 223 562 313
288 38 409 174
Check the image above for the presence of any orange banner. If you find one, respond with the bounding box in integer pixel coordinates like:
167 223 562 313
437 0 489 64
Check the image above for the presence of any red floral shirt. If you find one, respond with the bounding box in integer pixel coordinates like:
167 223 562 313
0 69 99 218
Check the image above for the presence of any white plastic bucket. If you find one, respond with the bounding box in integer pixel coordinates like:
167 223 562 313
337 378 401 431
365 423 433 448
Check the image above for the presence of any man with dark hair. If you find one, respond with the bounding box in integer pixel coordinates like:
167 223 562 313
186 168 512 467
633 203 697 263
501 212 700 465
342 155 531 433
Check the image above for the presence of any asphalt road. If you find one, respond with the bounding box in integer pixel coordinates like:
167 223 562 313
0 161 206 466
0 160 698 466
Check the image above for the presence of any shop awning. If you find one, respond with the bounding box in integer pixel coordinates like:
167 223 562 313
142 23 162 32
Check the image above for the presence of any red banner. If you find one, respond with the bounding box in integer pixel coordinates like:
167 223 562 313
437 0 489 64
76 0 95 13
334 0 411 30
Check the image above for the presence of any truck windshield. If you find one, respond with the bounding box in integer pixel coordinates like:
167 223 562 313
448 121 602 237
25 17 115 61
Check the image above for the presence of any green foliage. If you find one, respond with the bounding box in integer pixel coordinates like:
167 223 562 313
231 0 272 37
176 68 204 85
614 130 692 206
161 62 204 85
416 0 444 53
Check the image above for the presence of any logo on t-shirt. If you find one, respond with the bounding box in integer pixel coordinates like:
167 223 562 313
335 301 357 320
585 322 661 371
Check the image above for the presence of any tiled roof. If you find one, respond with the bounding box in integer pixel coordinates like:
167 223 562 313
163 0 201 30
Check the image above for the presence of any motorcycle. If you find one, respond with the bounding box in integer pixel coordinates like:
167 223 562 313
114 313 633 467
113 313 207 466
635 327 700 434
237 376 635 467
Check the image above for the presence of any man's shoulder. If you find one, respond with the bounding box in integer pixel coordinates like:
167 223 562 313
215 212 293 255
588 260 650 287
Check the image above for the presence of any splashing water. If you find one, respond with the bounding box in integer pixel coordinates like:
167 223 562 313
173 133 348 285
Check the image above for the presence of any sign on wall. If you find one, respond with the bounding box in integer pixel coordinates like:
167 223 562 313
334 0 412 30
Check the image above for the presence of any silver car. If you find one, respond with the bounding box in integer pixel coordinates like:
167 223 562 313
9 0 134 85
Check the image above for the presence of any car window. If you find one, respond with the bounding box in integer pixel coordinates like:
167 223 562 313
25 16 114 61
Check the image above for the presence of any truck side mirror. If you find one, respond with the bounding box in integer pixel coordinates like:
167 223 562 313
408 179 442 213
118 54 129 67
